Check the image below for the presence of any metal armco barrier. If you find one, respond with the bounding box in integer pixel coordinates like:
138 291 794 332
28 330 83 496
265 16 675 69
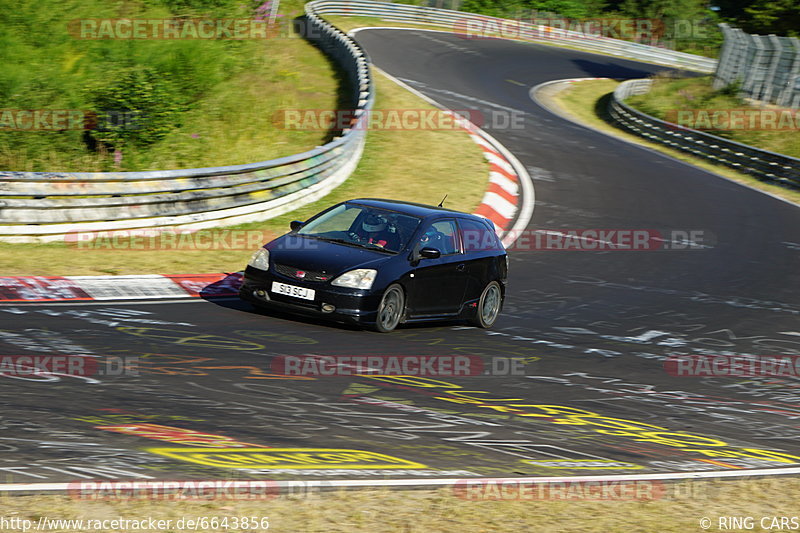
609 79 800 187
0 3 374 242
312 0 717 72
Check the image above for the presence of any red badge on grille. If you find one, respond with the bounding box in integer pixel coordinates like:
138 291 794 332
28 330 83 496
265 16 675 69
295 271 306 279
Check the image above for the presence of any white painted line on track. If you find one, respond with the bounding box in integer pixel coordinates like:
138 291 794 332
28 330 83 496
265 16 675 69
3 466 800 493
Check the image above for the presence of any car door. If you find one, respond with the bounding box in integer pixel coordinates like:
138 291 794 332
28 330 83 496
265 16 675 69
457 217 503 303
407 218 469 317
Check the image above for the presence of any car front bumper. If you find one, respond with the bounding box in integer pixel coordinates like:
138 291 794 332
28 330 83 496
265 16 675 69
239 266 383 326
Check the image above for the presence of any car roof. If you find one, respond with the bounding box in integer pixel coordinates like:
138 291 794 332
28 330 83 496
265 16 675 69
347 198 481 220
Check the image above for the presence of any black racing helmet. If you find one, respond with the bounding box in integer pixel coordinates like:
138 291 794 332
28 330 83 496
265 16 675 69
362 213 387 233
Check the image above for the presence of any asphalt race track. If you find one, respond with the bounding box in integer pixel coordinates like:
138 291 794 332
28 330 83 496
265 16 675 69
1 29 800 484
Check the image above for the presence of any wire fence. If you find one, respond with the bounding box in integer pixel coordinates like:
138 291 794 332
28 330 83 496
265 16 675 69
714 24 800 108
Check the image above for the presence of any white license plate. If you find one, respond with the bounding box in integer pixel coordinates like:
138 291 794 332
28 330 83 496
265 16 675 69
271 282 315 301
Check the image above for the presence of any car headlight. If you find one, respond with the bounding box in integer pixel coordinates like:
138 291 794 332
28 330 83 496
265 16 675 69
248 248 270 270
331 269 377 290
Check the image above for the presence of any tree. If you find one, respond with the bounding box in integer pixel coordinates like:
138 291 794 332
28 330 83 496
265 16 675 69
744 0 800 36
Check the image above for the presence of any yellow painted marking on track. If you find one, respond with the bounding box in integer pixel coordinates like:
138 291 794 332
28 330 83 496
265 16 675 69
148 447 428 469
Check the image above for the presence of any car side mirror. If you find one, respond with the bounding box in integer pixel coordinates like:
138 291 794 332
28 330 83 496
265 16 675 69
290 220 304 232
419 247 441 260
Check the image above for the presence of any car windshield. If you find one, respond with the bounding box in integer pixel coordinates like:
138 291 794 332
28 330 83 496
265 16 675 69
298 203 421 254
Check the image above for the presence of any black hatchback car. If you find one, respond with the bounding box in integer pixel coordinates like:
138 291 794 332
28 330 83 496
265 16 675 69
239 198 507 332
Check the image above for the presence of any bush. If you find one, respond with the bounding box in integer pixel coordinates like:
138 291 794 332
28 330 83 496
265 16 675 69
88 67 185 150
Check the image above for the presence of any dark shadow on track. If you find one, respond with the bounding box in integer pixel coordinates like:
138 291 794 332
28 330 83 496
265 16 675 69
570 58 657 79
198 272 243 299
570 58 706 80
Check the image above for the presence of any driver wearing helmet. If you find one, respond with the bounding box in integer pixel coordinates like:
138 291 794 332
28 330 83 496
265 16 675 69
355 213 396 249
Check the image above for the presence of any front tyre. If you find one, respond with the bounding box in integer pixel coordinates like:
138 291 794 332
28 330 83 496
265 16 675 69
372 284 404 332
471 281 502 328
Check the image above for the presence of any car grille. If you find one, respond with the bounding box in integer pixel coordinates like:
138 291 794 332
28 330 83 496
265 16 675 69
273 264 331 282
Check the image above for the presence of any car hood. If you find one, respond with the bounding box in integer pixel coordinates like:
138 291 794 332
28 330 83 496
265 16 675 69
266 235 394 276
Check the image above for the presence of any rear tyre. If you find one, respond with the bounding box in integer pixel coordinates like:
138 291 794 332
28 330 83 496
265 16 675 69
372 284 404 333
471 281 502 328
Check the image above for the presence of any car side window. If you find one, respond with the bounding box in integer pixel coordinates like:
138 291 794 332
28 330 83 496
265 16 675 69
458 218 503 251
418 219 460 255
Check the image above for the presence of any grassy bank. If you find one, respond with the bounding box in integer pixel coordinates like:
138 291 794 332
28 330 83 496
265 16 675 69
543 78 800 205
0 0 338 171
626 75 800 159
323 15 448 34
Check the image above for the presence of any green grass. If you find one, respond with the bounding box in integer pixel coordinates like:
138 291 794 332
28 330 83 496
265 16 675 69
114 36 342 170
324 15 450 34
0 70 489 276
0 0 339 171
542 78 800 205
626 75 800 159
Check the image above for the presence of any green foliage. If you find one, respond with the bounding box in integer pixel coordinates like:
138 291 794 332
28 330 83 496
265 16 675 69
449 0 722 54
0 0 279 169
460 0 517 18
460 0 604 18
88 67 185 149
456 0 797 37
159 0 231 12
716 0 799 37
743 0 800 37
538 0 605 19
626 75 800 158
716 78 741 97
